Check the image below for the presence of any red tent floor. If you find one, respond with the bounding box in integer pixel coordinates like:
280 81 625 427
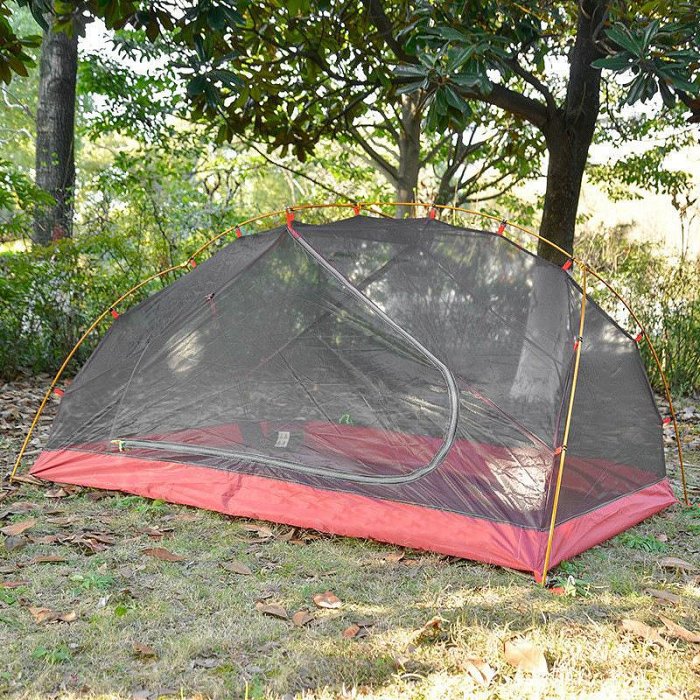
32 443 675 581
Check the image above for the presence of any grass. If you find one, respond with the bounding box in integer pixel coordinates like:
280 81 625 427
1 382 699 699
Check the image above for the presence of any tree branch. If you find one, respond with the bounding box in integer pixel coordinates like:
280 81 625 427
362 0 412 62
348 124 399 181
456 82 549 129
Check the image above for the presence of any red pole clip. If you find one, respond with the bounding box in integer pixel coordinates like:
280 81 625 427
497 219 507 235
554 446 563 456
235 226 242 238
286 209 295 225
428 206 437 220
53 387 65 397
188 258 197 268
573 335 582 351
562 259 573 271
634 331 644 343
110 308 120 319
353 204 361 216
663 416 672 425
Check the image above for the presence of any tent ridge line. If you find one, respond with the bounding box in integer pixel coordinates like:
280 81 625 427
10 201 687 513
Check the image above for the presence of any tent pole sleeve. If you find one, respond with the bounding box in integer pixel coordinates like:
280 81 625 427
541 266 589 585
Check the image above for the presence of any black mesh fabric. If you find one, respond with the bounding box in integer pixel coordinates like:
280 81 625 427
44 216 666 531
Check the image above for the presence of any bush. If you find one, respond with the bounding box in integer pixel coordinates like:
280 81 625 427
0 231 187 378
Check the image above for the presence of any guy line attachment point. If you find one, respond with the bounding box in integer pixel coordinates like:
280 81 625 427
109 308 120 319
286 208 295 225
428 204 437 220
353 204 361 216
562 259 573 271
235 226 242 238
634 331 644 343
496 219 507 235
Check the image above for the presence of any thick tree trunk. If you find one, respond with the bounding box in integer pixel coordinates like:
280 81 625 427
395 93 421 218
33 20 79 245
537 0 606 263
538 120 589 265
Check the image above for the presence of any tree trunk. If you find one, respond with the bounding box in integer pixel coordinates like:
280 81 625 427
537 120 589 265
537 0 606 264
395 93 421 218
33 20 79 245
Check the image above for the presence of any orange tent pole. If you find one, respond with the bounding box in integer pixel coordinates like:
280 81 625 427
541 267 589 584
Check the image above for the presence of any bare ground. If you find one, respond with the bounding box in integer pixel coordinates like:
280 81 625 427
1 376 699 700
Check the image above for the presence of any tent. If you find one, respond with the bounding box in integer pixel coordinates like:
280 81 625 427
28 211 679 581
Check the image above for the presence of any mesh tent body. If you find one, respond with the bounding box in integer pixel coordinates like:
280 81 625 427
32 216 675 579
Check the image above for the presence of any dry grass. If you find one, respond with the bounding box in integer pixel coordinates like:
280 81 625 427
1 379 699 699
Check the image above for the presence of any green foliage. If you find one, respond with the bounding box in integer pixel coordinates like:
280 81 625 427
70 571 116 591
593 11 700 108
0 3 40 84
616 532 668 552
396 3 698 124
0 158 53 240
31 644 72 665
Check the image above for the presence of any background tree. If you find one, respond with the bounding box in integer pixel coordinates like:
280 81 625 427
390 1 700 262
32 9 81 243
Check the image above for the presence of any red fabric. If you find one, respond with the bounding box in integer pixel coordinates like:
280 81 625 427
540 478 676 579
31 448 675 577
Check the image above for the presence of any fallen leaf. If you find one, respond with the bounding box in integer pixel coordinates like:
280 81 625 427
29 607 55 623
292 610 314 627
46 516 78 526
45 488 69 498
659 615 700 643
342 624 360 638
621 619 671 648
503 638 548 675
142 547 184 562
3 536 28 551
415 615 446 641
221 561 252 576
131 689 153 700
190 656 219 669
11 474 42 486
29 606 76 624
30 535 58 545
659 557 697 572
0 501 39 518
30 555 68 565
242 523 274 539
133 642 157 659
646 588 682 605
0 580 29 588
313 591 342 609
255 602 288 619
1 518 36 536
464 657 496 687
384 551 405 563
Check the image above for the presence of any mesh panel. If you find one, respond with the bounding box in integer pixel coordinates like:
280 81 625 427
46 216 665 530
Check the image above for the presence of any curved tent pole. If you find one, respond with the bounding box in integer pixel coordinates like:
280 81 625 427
10 200 688 511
